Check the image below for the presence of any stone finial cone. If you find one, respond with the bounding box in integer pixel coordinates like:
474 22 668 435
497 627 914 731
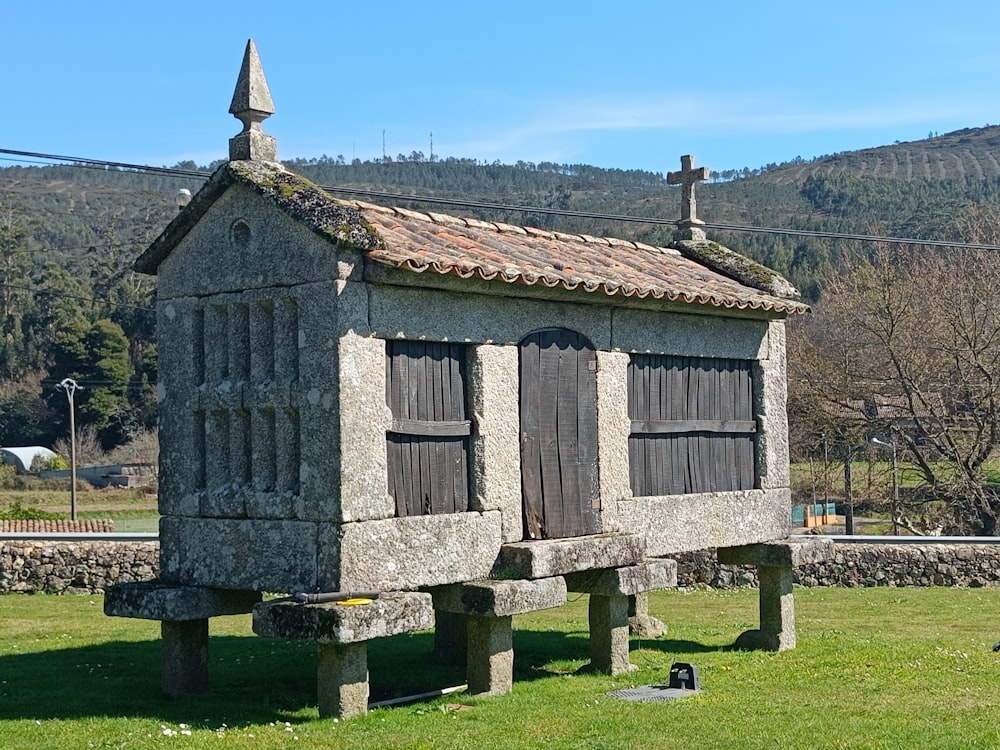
229 39 277 161
230 39 274 119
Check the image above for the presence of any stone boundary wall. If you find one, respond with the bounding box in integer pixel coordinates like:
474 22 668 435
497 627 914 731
670 544 1000 590
0 540 158 594
4 540 1000 595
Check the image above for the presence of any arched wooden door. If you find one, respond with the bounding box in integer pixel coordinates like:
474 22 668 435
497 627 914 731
519 329 600 539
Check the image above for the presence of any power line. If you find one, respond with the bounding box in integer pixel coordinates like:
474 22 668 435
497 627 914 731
699 222 1000 251
0 148 206 179
3 283 154 313
5 147 1000 251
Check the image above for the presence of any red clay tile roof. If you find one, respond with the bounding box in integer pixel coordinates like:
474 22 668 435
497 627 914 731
138 160 807 316
351 200 809 315
0 519 115 533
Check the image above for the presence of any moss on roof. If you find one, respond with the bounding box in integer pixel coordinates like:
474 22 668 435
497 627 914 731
670 238 802 301
135 160 382 274
226 160 381 251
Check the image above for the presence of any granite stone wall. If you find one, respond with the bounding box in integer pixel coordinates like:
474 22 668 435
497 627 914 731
4 540 1000 595
670 544 1000 590
0 541 158 594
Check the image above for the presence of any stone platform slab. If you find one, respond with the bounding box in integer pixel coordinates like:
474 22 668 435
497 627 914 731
252 592 434 643
718 537 834 567
565 558 677 596
498 533 645 579
104 580 261 621
432 576 567 617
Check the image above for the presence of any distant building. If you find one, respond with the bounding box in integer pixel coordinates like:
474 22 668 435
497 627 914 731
1 446 56 474
40 462 154 488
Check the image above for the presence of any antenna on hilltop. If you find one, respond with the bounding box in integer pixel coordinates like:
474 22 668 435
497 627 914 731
430 131 434 163
383 130 386 161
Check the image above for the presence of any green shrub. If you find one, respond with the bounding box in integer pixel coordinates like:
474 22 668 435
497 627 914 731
30 453 68 472
0 501 61 521
0 464 31 490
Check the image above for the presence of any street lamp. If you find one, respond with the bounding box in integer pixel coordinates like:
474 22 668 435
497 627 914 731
871 437 899 535
56 378 82 521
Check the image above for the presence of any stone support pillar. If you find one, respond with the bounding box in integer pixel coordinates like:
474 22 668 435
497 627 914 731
316 642 369 719
466 615 514 696
753 565 796 651
161 620 209 696
252 592 434 720
431 576 567 697
628 592 668 638
585 594 635 675
105 582 261 698
717 538 833 652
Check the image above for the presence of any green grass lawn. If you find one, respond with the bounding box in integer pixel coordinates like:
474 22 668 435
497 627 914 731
2 587 1000 749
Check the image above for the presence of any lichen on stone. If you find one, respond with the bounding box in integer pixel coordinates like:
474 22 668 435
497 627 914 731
228 160 383 252
671 239 801 300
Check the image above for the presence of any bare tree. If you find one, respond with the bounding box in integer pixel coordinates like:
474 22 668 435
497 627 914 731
53 424 105 467
790 210 1000 534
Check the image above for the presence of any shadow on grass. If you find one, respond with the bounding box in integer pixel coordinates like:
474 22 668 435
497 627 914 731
628 637 728 655
0 635 318 725
0 626 716 723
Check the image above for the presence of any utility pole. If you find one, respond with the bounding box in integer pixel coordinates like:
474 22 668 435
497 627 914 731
57 377 82 521
871 437 899 535
843 443 855 535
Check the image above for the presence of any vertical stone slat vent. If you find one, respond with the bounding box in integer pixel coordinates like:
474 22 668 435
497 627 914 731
191 296 301 506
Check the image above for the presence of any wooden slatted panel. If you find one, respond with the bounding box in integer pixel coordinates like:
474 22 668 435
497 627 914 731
520 329 599 539
520 335 545 538
538 333 564 535
628 355 757 496
386 341 470 517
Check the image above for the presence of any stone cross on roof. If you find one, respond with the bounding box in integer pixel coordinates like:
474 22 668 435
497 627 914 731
667 155 710 241
229 39 277 162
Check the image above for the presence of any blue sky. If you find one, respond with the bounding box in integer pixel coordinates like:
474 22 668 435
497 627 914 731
4 1 1000 176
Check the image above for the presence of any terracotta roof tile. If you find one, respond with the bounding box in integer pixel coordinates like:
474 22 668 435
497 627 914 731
351 201 807 315
138 161 806 315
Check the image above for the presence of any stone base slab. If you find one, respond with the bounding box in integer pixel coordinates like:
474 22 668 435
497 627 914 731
718 537 834 567
252 592 433 643
431 576 567 617
565 559 677 596
104 580 261 621
498 534 645 579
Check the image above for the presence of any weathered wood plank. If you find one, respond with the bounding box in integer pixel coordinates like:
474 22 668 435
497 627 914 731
630 419 757 435
520 335 545 539
537 332 564 538
556 340 583 535
390 418 472 437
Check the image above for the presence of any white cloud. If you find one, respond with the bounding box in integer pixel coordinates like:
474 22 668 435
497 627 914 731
446 91 998 159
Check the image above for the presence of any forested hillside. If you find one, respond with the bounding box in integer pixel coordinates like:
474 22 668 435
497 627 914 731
4 123 1000 453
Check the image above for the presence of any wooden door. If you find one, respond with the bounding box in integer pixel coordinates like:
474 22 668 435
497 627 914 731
519 329 600 539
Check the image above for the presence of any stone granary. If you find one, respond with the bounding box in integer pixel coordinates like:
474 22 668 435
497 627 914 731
106 40 831 718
